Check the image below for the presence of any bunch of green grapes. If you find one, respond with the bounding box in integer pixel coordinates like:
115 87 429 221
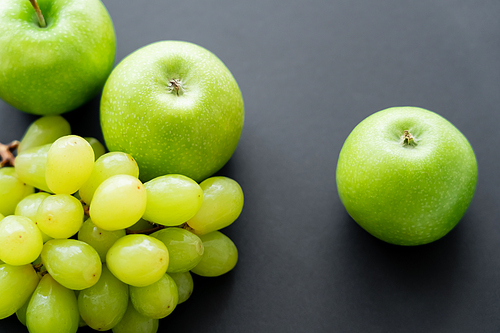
0 116 244 333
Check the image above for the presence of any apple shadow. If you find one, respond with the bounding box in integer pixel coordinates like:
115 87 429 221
327 210 470 332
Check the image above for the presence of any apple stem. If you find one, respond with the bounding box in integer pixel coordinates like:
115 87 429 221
0 140 19 167
168 79 184 96
29 0 46 28
401 130 416 147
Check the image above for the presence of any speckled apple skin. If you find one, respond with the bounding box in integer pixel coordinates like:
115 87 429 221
0 0 116 115
100 41 245 183
336 107 478 246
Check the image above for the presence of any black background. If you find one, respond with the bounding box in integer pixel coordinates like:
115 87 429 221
1 0 500 332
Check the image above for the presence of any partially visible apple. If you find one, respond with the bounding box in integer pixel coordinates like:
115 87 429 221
336 107 478 246
0 0 116 115
100 41 245 182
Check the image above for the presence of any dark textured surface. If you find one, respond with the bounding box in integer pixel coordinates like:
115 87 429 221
1 0 500 332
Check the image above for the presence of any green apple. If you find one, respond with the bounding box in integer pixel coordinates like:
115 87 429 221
100 41 244 182
336 106 478 246
0 0 116 115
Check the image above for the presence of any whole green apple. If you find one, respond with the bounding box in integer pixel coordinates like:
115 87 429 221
0 0 116 115
100 41 245 182
336 107 477 246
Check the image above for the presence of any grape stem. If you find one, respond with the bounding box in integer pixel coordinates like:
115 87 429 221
32 263 48 277
180 222 195 233
126 224 165 235
81 201 90 216
0 140 19 167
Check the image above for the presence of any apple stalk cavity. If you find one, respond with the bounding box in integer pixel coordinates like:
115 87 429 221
168 79 184 96
401 130 416 147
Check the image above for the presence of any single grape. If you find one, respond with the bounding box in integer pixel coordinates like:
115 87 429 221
78 218 126 262
130 273 178 319
18 115 71 154
41 239 102 290
0 213 4 221
15 192 52 243
90 175 147 231
26 274 79 333
0 263 39 319
0 167 34 216
151 228 204 273
14 143 52 192
84 137 106 160
45 135 95 194
187 176 244 235
112 300 159 333
0 215 43 265
79 152 139 204
36 194 84 239
142 174 203 227
106 234 169 287
191 231 238 277
169 271 194 304
78 264 129 331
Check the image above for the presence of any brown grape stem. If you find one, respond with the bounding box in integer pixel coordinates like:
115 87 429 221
180 222 196 233
81 201 90 216
0 141 19 167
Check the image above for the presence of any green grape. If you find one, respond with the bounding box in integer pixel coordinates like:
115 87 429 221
130 273 178 319
0 213 4 221
0 215 43 265
14 143 52 192
79 152 139 204
78 218 126 262
127 218 153 232
26 274 79 333
151 228 204 273
15 192 53 243
142 175 203 227
16 294 31 326
18 115 71 154
45 135 95 194
191 231 238 277
84 137 106 160
0 263 39 319
79 264 129 331
106 235 169 287
169 271 194 304
187 176 244 235
112 300 159 333
36 194 84 239
90 175 147 231
41 239 102 290
0 167 34 215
